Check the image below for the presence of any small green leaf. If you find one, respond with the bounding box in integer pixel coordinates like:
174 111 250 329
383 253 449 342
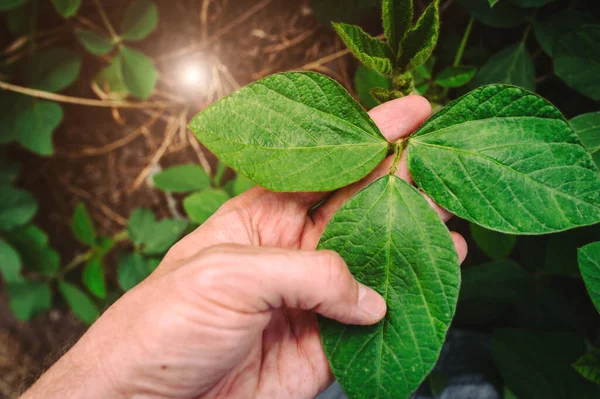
76 29 114 55
127 208 156 247
578 242 600 312
51 0 81 18
470 223 516 259
319 176 460 399
71 202 97 246
25 47 82 93
117 252 158 291
492 329 600 398
143 219 187 255
153 164 211 193
459 261 528 303
184 189 230 224
230 174 255 197
435 66 477 88
189 72 389 192
82 256 106 299
571 112 600 168
0 185 37 231
457 0 530 28
0 239 21 282
120 0 158 41
97 236 115 255
554 25 600 101
573 349 600 385
6 279 51 320
470 43 534 91
94 56 130 100
333 22 395 75
413 55 436 80
0 0 26 11
533 12 597 57
58 281 99 325
407 85 600 234
398 0 440 72
354 65 391 109
6 225 60 277
382 0 413 54
508 0 557 7
15 99 63 155
119 46 158 99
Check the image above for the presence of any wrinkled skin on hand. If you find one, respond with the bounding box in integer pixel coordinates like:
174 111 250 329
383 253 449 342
22 96 467 399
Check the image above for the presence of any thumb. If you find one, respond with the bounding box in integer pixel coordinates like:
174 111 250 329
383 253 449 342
194 245 387 325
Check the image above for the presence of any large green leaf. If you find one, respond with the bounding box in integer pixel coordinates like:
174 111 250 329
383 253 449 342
354 66 391 109
492 329 600 398
333 23 394 76
127 208 187 255
457 0 530 28
189 72 389 192
117 252 160 291
0 185 37 231
382 0 412 54
82 256 106 299
76 29 114 55
578 242 600 312
573 349 600 385
435 66 476 88
533 12 597 57
120 0 158 41
571 112 600 168
25 47 82 93
469 224 516 260
184 189 230 224
51 0 81 18
6 279 51 320
406 84 600 234
319 175 460 399
58 281 99 325
7 225 60 277
119 46 158 99
398 0 440 72
71 202 97 246
0 239 21 282
153 164 211 193
0 0 26 11
554 25 600 101
470 43 534 91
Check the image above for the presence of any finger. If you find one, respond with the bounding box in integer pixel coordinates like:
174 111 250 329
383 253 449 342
191 245 387 326
451 232 468 264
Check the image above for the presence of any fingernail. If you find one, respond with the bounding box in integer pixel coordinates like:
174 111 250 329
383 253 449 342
358 283 387 318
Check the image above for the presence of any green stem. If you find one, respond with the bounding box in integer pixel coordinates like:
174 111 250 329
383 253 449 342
389 140 407 175
453 17 474 67
522 25 531 43
92 0 120 42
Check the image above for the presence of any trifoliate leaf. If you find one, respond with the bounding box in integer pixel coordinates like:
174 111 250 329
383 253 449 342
153 164 211 193
571 112 600 168
71 202 97 246
58 281 99 325
119 45 158 99
184 189 230 224
120 0 158 41
333 23 395 76
470 43 535 91
76 29 114 55
435 66 477 88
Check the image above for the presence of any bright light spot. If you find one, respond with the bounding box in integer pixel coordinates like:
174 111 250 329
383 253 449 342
184 67 202 84
178 62 210 89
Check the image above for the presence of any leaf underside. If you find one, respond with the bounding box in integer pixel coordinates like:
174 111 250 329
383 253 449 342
189 72 388 192
398 0 440 72
333 23 395 76
319 175 460 399
407 84 600 234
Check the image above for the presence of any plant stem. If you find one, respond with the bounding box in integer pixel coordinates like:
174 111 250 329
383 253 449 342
389 140 407 175
522 25 531 43
454 18 474 67
92 0 120 42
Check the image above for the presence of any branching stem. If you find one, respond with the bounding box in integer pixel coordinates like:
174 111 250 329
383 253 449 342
389 140 407 175
92 0 120 42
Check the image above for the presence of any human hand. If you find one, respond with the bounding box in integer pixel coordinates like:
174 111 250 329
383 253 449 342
22 96 467 399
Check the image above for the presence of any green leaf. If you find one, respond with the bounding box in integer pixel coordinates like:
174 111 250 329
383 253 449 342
71 202 97 246
489 0 500 6
0 0 26 11
413 55 436 80
354 66 391 109
94 56 130 100
457 0 530 28
119 46 158 99
435 66 477 88
0 239 21 282
573 349 600 385
117 252 158 291
382 0 413 54
230 174 255 197
153 164 211 193
82 256 106 299
184 189 230 224
25 47 82 93
333 23 395 75
127 208 155 247
15 98 63 155
578 242 600 312
509 0 557 7
470 224 516 259
407 84 600 234
318 175 460 399
398 0 440 72
189 72 389 192
120 0 158 41
470 43 534 91
554 25 600 101
51 0 81 18
533 12 597 57
6 279 51 320
492 329 600 398
0 185 37 231
6 225 60 277
75 29 114 55
4 1 31 35
504 388 518 399
127 208 187 254
459 261 528 303
58 281 99 325
571 112 600 168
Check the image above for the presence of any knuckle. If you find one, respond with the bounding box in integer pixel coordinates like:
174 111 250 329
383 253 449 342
317 251 347 285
